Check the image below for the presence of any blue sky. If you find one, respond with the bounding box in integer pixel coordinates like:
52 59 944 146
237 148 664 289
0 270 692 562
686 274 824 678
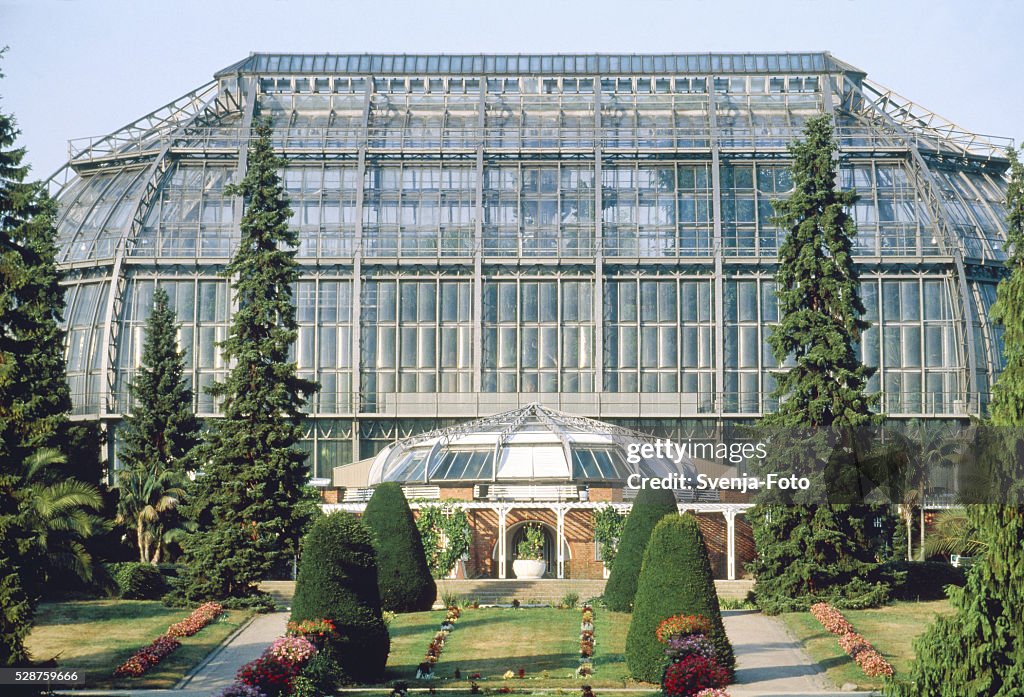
2 0 1022 179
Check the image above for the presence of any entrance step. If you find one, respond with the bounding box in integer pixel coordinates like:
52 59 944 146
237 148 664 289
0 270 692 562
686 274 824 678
436 579 606 605
436 578 754 605
259 580 296 610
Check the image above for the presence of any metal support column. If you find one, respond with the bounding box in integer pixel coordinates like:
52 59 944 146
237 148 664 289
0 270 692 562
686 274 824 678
593 82 605 399
473 86 486 391
556 505 567 579
497 505 509 579
351 83 372 456
724 508 737 581
708 79 725 419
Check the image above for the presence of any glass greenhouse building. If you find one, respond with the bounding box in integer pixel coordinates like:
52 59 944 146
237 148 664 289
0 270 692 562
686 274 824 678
50 52 1014 480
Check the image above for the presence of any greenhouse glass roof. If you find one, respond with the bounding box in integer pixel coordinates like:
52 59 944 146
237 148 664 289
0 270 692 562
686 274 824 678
366 404 697 485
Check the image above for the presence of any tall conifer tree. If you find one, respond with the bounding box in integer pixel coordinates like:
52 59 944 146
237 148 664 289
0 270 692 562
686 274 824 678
0 54 70 670
181 120 318 600
749 114 886 613
118 287 198 475
116 286 197 563
887 149 1024 696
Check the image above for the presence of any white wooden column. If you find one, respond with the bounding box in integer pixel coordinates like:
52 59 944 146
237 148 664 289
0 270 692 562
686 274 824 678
556 506 567 579
724 509 737 581
498 506 509 579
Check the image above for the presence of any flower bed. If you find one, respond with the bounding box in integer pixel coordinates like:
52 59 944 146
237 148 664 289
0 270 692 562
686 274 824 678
113 635 181 677
418 605 461 678
113 602 224 678
234 635 318 697
166 602 224 638
286 618 335 649
809 603 894 678
577 603 596 678
809 603 854 636
657 614 730 697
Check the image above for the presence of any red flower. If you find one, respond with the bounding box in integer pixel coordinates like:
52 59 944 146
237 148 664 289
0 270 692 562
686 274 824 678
661 655 730 697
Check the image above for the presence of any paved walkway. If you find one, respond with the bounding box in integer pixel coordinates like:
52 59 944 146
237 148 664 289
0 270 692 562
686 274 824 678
722 609 876 696
174 611 289 694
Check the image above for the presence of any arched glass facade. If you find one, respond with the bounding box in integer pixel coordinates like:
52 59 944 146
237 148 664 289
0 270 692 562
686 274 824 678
49 53 1012 478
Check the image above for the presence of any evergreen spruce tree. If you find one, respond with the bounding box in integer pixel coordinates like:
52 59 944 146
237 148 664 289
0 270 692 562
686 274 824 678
8 190 70 458
119 287 198 476
886 149 1024 696
180 120 318 600
116 286 197 563
749 114 887 613
604 486 679 611
0 54 70 674
361 483 436 612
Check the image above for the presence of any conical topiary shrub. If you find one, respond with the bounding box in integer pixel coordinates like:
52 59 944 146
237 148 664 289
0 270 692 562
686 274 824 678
625 513 734 683
291 511 390 683
362 482 437 612
604 486 679 611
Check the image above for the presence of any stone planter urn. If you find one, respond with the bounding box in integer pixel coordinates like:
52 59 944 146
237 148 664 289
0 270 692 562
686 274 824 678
512 559 546 579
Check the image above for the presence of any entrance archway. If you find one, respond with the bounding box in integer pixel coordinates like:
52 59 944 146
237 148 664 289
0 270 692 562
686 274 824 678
492 520 571 578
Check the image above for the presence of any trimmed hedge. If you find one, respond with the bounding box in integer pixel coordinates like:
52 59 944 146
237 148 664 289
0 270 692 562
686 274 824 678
113 562 168 600
291 512 390 683
604 486 679 611
362 483 436 612
625 514 733 683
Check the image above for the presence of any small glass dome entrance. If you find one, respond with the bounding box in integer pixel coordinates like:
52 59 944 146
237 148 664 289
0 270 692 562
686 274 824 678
366 403 696 485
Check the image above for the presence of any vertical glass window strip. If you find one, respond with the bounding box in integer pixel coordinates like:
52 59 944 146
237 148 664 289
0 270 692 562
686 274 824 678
483 278 594 393
723 278 765 413
362 278 473 407
604 278 714 409
195 279 230 414
878 278 952 414
63 281 110 415
364 164 475 257
755 164 793 256
483 166 519 256
289 165 359 257
677 164 713 256
721 163 756 256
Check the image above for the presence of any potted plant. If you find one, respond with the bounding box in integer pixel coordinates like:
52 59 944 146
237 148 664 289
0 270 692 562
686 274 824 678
513 523 546 579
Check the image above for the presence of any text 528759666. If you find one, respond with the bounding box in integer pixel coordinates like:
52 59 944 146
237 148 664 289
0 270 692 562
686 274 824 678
0 669 86 685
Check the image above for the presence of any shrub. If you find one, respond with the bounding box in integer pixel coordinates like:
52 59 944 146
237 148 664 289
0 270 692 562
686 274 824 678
626 514 733 683
880 560 965 601
290 512 390 683
299 646 346 694
661 655 730 697
604 486 678 612
362 483 437 612
114 562 168 600
560 591 580 609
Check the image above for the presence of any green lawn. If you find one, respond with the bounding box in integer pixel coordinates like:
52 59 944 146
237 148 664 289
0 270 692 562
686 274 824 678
26 600 254 689
383 607 642 688
780 600 954 691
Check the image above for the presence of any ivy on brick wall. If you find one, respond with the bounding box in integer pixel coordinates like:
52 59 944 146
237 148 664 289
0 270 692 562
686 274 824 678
593 505 627 567
415 501 472 578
